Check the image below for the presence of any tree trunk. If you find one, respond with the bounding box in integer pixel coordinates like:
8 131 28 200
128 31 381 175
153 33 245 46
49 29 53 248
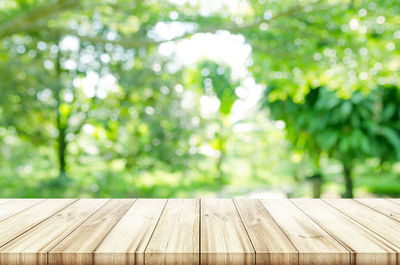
310 156 322 198
215 138 226 186
311 173 322 198
55 49 68 179
215 119 227 187
342 164 354 198
57 119 67 178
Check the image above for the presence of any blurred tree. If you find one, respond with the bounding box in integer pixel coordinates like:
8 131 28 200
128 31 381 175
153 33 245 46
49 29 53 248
3 0 398 93
371 87 400 167
202 61 238 186
244 0 400 98
0 13 201 194
265 85 325 197
266 85 400 197
187 60 239 186
1 0 400 198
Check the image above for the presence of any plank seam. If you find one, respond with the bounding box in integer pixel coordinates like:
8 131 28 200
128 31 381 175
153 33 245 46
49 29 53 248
91 199 137 253
289 199 354 265
350 199 400 252
0 199 14 207
322 199 400 254
356 199 400 224
199 198 201 265
232 199 256 265
143 198 168 264
90 199 137 265
45 199 113 265
0 199 45 223
257 199 300 264
0 199 77 249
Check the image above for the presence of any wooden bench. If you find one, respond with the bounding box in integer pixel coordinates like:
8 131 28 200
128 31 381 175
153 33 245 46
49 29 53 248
0 198 399 265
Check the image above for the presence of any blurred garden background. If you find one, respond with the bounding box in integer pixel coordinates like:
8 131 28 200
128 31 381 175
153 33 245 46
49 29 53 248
0 0 399 198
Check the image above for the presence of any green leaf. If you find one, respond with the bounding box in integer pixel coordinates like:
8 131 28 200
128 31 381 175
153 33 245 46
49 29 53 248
380 126 400 160
340 101 352 119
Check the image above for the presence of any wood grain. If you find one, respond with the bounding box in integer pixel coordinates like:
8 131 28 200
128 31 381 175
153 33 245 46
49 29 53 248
0 199 399 265
325 199 400 250
259 199 349 265
145 199 200 265
356 198 400 222
0 199 75 249
0 199 108 265
201 199 254 265
49 199 134 265
94 199 166 265
0 199 44 222
234 199 298 265
292 199 398 265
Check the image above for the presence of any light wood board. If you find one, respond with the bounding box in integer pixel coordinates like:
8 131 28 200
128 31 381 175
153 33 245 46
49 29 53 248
146 199 199 265
356 198 400 222
0 199 399 265
201 199 254 265
0 199 108 265
259 199 349 265
0 199 44 222
325 199 400 251
292 199 398 265
234 199 298 265
94 199 166 265
49 199 134 265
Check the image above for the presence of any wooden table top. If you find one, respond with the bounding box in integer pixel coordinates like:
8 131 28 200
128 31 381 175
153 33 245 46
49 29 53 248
0 199 399 265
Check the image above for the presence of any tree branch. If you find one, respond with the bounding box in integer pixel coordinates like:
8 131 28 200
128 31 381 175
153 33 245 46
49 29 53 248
37 26 197 48
0 0 80 38
228 5 305 32
1 0 325 49
37 4 296 49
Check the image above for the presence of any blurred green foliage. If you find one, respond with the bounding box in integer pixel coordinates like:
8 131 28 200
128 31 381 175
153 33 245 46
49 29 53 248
0 0 399 198
267 85 400 197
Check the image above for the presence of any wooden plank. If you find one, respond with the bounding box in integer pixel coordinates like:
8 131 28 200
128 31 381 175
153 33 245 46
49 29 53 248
145 199 199 265
356 199 400 222
0 199 108 265
94 199 166 265
0 199 44 222
293 199 398 265
325 199 400 250
1 198 400 265
0 199 75 248
234 199 298 265
49 199 135 265
259 199 349 265
0 199 13 206
201 198 254 265
387 199 400 206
